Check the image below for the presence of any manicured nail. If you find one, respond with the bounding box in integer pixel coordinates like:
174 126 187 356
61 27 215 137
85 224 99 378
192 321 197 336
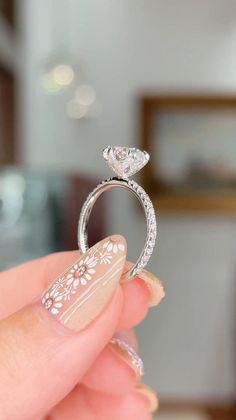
109 333 144 379
41 235 126 331
137 270 165 307
135 384 158 412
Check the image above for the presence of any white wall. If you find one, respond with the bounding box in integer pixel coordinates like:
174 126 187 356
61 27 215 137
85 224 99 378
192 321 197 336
19 0 236 402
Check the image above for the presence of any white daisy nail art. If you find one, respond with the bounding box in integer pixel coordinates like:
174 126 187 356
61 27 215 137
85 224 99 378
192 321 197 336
41 237 126 315
66 255 97 287
41 290 63 315
103 239 125 254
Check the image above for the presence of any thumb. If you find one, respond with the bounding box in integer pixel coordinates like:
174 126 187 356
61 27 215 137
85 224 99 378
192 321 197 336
0 235 126 420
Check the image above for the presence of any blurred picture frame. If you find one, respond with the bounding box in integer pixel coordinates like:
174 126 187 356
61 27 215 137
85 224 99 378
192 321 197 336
0 0 15 164
140 95 236 213
0 0 15 28
0 66 15 164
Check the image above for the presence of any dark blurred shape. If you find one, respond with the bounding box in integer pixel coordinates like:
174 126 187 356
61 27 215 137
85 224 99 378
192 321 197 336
65 175 106 250
0 66 15 164
0 0 15 27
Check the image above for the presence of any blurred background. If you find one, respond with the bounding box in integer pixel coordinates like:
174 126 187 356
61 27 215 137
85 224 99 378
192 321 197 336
1 1 236 418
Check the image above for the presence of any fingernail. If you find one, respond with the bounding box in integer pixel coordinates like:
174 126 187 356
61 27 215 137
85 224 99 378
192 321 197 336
135 384 158 412
41 235 126 331
137 270 165 307
109 333 144 379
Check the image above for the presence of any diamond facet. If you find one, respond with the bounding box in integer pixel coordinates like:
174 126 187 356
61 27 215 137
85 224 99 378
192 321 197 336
103 146 149 178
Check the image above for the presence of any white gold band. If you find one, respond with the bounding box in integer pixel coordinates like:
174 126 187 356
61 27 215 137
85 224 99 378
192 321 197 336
77 176 157 279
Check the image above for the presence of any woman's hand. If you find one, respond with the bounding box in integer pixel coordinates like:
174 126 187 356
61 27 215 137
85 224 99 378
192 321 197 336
0 235 164 420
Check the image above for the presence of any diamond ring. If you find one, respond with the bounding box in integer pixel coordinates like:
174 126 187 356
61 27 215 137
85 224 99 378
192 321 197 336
77 146 157 280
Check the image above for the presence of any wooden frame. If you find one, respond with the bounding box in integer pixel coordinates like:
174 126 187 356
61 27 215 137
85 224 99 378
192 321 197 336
0 0 15 27
0 65 15 164
0 0 15 164
140 95 236 213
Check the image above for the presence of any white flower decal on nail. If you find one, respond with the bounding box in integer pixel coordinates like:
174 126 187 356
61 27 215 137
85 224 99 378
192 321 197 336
98 252 112 265
98 238 125 264
41 238 125 314
66 255 97 286
41 290 63 315
103 240 125 254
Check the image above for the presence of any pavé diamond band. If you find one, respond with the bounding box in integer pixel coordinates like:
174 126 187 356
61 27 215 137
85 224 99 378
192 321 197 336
77 146 157 280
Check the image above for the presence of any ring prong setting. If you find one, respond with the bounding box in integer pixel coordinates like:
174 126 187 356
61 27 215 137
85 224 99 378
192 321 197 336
103 146 150 178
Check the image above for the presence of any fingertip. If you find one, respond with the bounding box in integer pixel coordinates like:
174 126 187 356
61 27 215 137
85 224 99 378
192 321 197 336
118 278 149 329
122 262 165 308
82 343 137 394
135 384 159 413
137 271 165 308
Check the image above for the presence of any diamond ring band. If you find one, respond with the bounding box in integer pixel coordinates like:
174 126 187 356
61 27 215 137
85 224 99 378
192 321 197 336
77 146 157 280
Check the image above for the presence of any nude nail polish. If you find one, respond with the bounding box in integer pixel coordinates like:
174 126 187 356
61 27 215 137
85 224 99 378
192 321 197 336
136 384 158 412
109 334 144 379
41 235 126 331
138 270 165 307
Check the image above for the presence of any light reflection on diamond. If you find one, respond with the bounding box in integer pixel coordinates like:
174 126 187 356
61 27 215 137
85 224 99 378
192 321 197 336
103 146 149 178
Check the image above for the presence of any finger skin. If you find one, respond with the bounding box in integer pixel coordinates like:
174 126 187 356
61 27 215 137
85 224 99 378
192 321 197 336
80 329 140 395
50 385 152 420
0 288 123 420
82 345 138 394
0 251 79 318
117 278 150 329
